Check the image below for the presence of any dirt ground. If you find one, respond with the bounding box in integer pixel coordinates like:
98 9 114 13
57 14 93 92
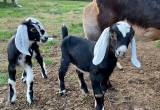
0 41 160 110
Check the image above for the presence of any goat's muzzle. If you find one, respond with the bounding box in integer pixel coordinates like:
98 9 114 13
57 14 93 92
115 45 127 58
41 36 48 43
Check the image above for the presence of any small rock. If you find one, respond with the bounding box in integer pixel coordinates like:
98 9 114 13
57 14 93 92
0 98 4 104
139 69 144 74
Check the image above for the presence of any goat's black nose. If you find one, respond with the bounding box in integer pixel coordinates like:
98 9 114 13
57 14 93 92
45 36 48 40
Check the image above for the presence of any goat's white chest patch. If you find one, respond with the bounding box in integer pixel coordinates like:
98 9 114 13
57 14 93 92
117 21 131 37
18 54 26 66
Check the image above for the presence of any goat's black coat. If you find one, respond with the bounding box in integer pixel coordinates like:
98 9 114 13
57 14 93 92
59 26 120 110
60 26 117 72
96 0 160 30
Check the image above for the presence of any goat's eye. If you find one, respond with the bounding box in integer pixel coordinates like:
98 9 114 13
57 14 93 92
111 32 117 40
40 30 45 35
30 28 37 32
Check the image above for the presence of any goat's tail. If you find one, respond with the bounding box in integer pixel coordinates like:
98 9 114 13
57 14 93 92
61 24 68 39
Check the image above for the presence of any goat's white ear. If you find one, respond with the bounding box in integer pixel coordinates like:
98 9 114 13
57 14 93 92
92 27 110 65
15 25 31 56
130 37 141 68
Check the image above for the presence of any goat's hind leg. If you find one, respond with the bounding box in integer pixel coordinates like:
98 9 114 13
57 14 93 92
8 63 17 104
58 57 70 96
76 69 89 95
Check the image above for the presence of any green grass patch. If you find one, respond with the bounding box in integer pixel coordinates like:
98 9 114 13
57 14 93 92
40 45 53 53
0 0 88 41
0 73 8 85
44 57 54 65
0 31 13 41
47 39 60 46
156 41 160 48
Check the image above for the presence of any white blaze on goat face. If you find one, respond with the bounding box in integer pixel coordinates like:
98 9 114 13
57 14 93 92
114 21 131 58
116 21 131 37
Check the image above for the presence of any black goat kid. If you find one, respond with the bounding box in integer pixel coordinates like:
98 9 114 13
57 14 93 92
58 22 140 110
7 17 48 104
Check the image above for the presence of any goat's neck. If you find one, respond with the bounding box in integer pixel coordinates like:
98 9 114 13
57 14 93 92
103 46 117 64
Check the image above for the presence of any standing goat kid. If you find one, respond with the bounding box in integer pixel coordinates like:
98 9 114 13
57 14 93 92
58 22 141 110
7 17 48 104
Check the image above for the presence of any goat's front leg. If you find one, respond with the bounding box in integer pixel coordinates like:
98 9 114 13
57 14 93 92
101 77 112 93
90 73 104 110
34 48 47 79
24 57 34 104
8 63 17 104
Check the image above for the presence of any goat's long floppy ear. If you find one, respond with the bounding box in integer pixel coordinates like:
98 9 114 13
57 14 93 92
130 37 141 68
93 27 110 65
15 25 31 56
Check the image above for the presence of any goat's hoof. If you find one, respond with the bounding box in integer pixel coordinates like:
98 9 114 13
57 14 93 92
10 101 16 105
8 95 17 104
96 105 104 110
81 89 89 96
59 90 66 96
27 99 33 105
8 99 16 105
43 75 48 79
82 90 89 96
41 72 48 79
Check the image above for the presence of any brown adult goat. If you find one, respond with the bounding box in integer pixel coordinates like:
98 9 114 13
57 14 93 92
83 0 160 41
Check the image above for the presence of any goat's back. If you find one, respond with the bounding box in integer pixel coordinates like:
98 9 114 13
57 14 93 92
61 36 95 71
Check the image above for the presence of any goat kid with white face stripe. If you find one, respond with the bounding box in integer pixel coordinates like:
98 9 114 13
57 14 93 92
93 21 141 68
92 21 141 110
7 17 49 104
